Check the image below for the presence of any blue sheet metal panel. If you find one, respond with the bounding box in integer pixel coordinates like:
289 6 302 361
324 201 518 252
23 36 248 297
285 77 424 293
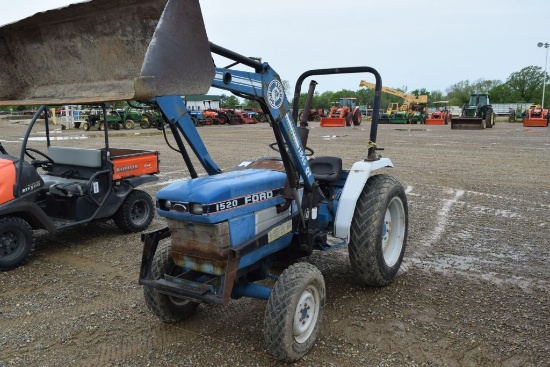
238 233 294 270
228 213 256 247
157 169 287 224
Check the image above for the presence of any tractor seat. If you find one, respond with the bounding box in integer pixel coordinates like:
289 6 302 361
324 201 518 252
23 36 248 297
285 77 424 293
309 156 342 183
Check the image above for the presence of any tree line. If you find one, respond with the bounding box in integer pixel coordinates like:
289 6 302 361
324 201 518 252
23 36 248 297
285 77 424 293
3 65 546 113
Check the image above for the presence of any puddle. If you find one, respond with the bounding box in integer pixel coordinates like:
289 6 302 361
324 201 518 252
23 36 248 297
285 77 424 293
84 131 165 138
394 128 430 132
321 135 348 140
24 136 89 141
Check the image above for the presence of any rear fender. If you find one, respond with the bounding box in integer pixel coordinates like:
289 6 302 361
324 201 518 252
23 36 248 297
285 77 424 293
333 158 393 242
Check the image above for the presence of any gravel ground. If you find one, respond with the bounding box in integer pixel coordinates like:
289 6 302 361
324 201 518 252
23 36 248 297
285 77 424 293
1 117 549 366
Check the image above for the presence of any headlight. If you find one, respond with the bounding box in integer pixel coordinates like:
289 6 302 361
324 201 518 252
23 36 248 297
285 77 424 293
190 203 204 215
159 200 171 211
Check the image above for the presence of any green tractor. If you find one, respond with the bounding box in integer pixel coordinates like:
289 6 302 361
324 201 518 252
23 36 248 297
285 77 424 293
82 105 136 131
451 93 495 130
508 107 525 123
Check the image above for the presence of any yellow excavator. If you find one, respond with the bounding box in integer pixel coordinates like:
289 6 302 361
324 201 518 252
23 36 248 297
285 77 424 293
359 80 427 123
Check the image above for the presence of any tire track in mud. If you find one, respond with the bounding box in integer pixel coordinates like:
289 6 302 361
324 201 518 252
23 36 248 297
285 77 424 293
402 184 550 293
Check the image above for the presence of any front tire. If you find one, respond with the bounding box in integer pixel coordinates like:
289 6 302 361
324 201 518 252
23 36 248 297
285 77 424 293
264 262 325 362
124 119 134 130
143 241 199 322
0 217 34 271
349 174 408 286
113 190 154 232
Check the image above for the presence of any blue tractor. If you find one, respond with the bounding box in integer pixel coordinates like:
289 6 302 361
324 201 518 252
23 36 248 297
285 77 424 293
0 0 409 362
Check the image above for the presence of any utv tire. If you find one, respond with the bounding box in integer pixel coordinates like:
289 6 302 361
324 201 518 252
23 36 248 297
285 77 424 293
349 174 408 286
113 190 154 232
82 122 90 131
143 241 199 323
0 217 34 271
264 262 325 362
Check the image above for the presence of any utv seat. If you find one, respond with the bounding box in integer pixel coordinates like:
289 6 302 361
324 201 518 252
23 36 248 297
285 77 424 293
40 146 102 196
309 156 342 183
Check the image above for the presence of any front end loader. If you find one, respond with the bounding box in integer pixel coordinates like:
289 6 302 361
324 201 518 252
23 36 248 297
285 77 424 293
523 105 549 127
0 0 409 362
451 93 495 130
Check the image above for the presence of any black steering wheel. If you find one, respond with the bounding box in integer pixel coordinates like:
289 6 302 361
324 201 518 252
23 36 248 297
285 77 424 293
269 142 314 156
25 148 54 168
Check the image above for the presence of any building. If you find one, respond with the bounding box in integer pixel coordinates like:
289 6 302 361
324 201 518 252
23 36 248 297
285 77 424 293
184 95 221 111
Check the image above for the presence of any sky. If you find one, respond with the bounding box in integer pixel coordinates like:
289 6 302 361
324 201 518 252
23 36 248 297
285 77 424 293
1 0 549 96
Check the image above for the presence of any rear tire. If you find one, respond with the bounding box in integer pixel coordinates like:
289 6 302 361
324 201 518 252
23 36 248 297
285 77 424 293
0 217 34 271
352 109 362 126
143 241 199 322
264 262 325 362
113 190 155 232
486 108 494 128
349 174 408 286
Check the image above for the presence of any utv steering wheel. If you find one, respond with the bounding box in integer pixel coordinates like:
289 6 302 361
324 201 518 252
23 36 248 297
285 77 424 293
25 148 55 168
269 142 314 156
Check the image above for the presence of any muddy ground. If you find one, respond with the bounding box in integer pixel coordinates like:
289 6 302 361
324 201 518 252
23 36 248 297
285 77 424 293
0 117 549 367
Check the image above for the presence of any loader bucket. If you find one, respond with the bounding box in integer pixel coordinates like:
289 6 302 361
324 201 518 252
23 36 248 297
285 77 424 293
0 0 214 106
320 117 346 127
450 118 485 130
424 118 445 125
523 118 548 127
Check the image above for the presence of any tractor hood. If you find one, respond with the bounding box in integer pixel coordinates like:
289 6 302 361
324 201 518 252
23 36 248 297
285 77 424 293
157 169 288 224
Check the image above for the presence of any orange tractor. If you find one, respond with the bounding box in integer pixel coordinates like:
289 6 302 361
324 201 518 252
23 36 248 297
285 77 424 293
425 101 452 125
523 104 549 127
320 97 361 127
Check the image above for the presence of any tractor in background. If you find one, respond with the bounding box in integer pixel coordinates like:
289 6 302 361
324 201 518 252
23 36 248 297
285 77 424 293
523 104 549 127
320 97 361 127
359 80 427 124
425 101 452 125
299 108 324 122
508 106 525 123
451 93 495 130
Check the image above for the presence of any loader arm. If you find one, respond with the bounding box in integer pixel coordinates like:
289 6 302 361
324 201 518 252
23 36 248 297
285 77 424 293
209 43 315 192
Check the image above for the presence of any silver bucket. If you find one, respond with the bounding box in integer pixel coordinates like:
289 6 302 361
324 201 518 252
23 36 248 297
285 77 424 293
0 0 214 106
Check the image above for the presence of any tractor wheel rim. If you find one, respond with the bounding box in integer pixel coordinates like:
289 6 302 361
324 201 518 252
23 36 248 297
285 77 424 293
293 286 320 344
382 196 406 267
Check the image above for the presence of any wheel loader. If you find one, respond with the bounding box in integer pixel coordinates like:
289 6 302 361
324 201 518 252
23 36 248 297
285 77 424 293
451 93 495 130
0 0 409 362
